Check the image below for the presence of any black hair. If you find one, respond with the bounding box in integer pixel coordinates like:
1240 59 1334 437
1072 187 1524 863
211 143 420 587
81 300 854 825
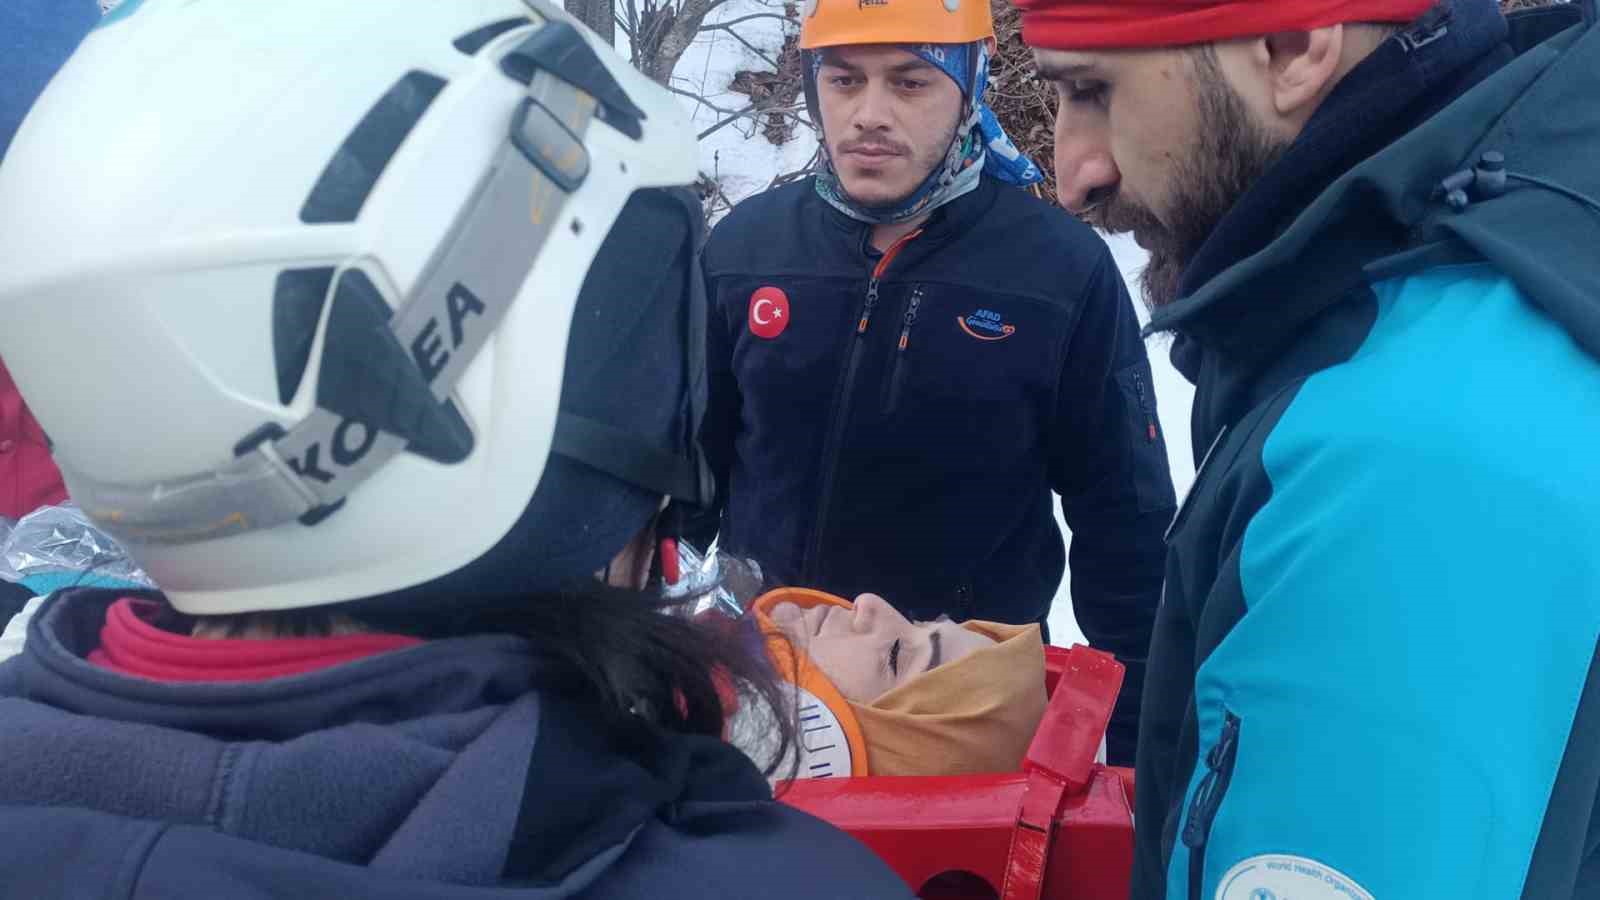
438 584 797 778
194 583 800 781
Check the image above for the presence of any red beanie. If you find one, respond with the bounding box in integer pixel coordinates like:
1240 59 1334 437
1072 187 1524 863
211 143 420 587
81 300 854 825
1015 0 1435 50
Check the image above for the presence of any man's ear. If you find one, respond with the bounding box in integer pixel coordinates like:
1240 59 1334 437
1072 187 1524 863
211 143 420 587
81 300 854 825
1263 25 1344 119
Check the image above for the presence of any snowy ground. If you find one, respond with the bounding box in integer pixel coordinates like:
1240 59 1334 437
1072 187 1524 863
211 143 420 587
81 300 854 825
670 0 820 206
671 4 1197 646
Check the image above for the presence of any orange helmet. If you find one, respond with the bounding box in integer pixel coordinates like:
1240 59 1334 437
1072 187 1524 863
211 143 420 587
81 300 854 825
799 0 994 50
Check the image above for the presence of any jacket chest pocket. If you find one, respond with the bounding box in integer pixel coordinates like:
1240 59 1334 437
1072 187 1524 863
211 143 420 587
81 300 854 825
874 287 1055 427
1114 359 1175 513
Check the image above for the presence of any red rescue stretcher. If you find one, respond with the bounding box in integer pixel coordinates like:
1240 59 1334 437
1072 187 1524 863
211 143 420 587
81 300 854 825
780 644 1135 900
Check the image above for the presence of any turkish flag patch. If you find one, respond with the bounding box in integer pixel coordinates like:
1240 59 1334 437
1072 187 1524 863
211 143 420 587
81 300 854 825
748 286 791 339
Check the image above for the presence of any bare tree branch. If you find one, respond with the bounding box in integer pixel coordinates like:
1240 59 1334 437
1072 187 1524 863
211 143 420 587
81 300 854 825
639 3 673 54
622 0 642 66
696 105 761 140
565 0 615 47
667 85 749 116
767 145 823 189
697 105 809 141
699 23 779 70
698 12 791 30
647 0 742 84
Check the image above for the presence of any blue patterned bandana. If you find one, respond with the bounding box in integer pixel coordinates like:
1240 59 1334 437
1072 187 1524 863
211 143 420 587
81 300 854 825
810 41 1043 225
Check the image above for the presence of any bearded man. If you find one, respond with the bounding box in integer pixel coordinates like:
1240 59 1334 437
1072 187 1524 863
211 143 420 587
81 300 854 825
690 0 1177 763
1016 0 1600 895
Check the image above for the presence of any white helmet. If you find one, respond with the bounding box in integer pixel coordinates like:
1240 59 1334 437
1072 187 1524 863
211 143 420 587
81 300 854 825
0 0 711 615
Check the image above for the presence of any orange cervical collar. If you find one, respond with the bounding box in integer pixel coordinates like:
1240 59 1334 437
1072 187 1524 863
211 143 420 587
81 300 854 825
752 588 872 777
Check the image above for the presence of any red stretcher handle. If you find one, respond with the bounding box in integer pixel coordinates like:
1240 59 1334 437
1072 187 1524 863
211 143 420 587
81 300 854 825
1001 645 1125 900
1027 646 1123 789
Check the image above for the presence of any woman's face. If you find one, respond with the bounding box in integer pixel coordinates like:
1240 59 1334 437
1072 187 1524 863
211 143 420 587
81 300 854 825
768 593 995 702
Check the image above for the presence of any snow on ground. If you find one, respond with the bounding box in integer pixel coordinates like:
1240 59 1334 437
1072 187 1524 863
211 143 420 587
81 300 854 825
670 0 819 208
674 27 1196 645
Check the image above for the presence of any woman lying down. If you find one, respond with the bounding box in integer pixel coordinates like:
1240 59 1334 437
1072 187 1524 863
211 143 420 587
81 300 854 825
727 588 1049 779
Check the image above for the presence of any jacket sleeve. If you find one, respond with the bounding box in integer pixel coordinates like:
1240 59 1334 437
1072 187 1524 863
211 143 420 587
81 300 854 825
1048 246 1176 767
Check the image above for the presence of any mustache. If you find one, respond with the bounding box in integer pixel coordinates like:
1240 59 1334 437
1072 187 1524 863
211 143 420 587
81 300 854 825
1083 187 1164 237
837 137 909 156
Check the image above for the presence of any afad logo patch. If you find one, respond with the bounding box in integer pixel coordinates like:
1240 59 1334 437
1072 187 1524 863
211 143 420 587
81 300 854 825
958 308 1016 342
749 286 790 339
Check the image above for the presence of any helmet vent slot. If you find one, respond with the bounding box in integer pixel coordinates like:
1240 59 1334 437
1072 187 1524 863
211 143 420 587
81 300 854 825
299 71 447 224
273 267 336 404
453 17 533 56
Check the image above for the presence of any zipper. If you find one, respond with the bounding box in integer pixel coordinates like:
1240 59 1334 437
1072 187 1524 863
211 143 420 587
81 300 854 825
882 287 923 415
1182 711 1240 900
806 229 923 581
1132 370 1158 443
857 278 881 334
1165 424 1229 544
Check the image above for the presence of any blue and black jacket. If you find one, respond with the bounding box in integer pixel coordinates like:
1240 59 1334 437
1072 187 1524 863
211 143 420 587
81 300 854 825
699 177 1176 763
1135 2 1600 897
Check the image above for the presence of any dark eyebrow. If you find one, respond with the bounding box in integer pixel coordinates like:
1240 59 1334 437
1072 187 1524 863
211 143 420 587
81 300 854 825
816 50 859 72
817 56 938 77
925 631 942 673
1032 59 1097 83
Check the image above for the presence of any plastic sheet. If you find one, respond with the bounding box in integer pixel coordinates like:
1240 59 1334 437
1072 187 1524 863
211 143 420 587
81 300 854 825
0 503 154 588
661 538 765 619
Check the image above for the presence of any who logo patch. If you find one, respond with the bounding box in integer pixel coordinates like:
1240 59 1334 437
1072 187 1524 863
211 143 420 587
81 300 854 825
1215 855 1373 900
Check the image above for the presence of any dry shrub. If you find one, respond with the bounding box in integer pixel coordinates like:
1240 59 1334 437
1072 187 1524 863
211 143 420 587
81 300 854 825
988 0 1059 204
728 29 806 145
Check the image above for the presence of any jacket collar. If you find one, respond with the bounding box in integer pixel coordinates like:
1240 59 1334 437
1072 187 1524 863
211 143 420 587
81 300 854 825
817 174 1003 253
13 588 538 740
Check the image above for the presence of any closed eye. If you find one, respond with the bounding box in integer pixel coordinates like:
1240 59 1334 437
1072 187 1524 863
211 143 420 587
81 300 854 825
888 638 902 677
